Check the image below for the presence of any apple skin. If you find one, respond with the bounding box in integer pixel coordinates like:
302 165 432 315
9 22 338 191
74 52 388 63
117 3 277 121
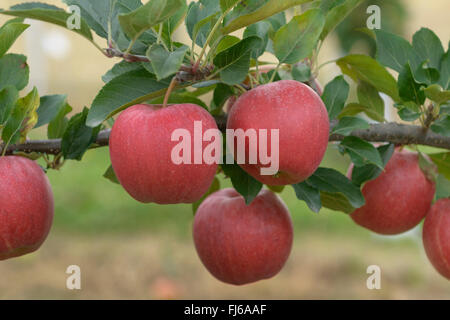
0 156 54 260
227 80 329 185
423 198 450 280
224 96 237 114
109 104 218 204
349 150 435 235
193 188 293 285
225 67 274 114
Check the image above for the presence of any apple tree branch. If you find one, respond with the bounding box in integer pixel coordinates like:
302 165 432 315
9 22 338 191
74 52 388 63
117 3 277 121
1 120 450 156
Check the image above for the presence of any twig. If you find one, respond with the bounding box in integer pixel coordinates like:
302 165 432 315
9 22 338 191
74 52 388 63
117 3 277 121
3 121 450 156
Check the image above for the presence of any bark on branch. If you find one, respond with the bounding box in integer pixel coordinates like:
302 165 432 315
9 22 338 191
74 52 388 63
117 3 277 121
1 121 450 156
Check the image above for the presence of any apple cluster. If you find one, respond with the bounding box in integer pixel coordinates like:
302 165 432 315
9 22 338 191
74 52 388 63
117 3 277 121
348 150 450 280
0 80 448 285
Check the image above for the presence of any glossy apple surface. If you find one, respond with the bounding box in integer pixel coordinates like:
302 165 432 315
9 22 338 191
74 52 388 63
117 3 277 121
110 104 218 204
193 188 293 285
349 150 435 235
227 80 329 185
423 198 450 280
0 156 54 260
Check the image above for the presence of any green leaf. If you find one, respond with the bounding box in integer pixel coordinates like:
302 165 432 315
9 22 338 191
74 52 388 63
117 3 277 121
412 28 444 71
0 2 92 41
339 103 385 123
215 35 240 53
221 162 262 205
418 152 438 183
222 0 311 34
320 0 363 40
0 54 29 92
429 153 450 180
243 21 271 59
337 54 400 101
102 61 147 83
159 1 188 45
398 62 426 105
0 19 29 58
397 105 421 122
319 0 346 12
340 136 384 168
439 50 449 90
48 103 72 139
192 177 220 214
86 70 171 127
103 164 120 185
213 36 262 85
0 86 18 125
321 75 349 120
35 94 68 128
189 84 217 97
62 107 101 160
356 81 385 121
373 29 420 73
306 167 365 209
435 174 450 200
351 143 394 186
292 181 321 213
431 115 450 137
424 84 450 105
149 92 208 110
185 0 220 47
274 9 325 64
2 87 39 145
413 62 440 86
64 0 157 53
212 83 235 113
192 80 221 88
220 0 242 11
192 12 220 47
147 44 188 80
331 116 369 136
62 0 140 40
265 11 286 33
118 0 184 41
320 191 355 214
291 63 311 82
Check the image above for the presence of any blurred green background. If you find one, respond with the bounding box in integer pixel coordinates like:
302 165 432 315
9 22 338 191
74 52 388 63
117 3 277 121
0 0 449 299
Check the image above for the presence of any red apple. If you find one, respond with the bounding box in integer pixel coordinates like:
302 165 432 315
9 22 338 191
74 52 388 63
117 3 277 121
349 150 435 235
224 95 237 114
423 198 450 280
0 156 54 260
193 188 293 285
109 104 218 204
224 67 275 114
226 80 329 185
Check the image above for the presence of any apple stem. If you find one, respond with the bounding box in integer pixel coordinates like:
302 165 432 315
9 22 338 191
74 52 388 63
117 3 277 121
268 64 281 83
193 4 236 72
163 77 178 108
